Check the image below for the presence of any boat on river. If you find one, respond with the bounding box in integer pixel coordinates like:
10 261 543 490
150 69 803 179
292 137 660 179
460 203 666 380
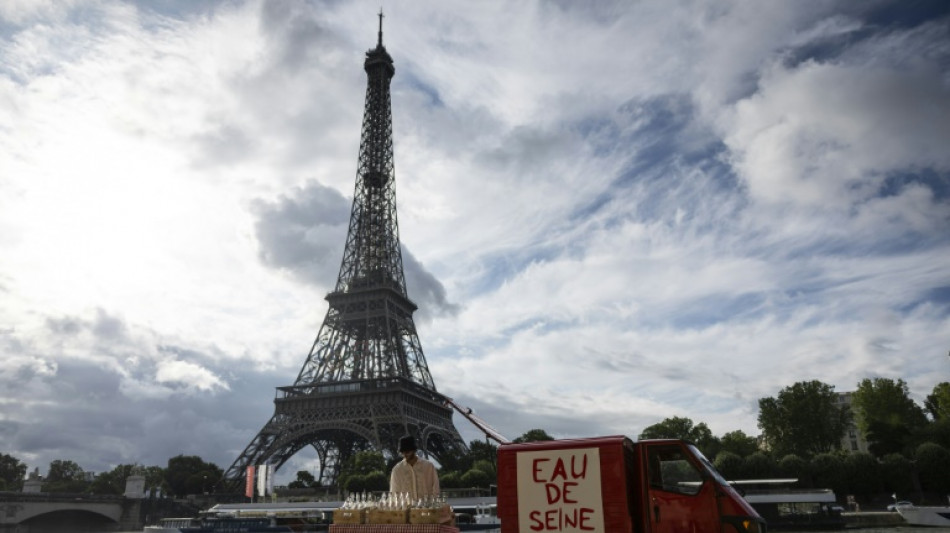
144 515 293 532
895 503 950 527
732 479 845 530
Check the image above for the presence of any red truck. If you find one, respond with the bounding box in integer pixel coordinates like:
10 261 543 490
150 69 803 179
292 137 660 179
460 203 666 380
496 436 765 533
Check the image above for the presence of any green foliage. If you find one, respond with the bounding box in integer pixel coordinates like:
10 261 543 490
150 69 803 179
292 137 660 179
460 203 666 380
853 378 928 456
165 455 222 497
640 416 720 458
439 471 462 489
469 440 497 464
757 380 851 458
512 429 555 443
741 452 777 480
843 452 882 498
879 453 914 495
288 470 319 489
719 430 758 458
810 453 847 496
338 451 386 492
777 454 809 484
925 382 950 421
47 459 84 482
362 471 388 491
915 442 950 493
460 468 492 488
0 453 27 491
712 451 742 480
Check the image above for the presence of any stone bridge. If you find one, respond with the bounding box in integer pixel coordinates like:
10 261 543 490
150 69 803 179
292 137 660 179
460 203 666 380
0 492 176 532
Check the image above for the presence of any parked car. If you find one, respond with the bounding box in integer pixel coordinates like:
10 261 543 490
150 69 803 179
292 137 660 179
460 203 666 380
887 501 913 511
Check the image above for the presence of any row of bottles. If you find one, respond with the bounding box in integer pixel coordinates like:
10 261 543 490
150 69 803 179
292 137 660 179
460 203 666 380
341 491 448 510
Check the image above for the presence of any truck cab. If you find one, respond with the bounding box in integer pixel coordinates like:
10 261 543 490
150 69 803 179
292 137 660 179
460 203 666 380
497 435 764 533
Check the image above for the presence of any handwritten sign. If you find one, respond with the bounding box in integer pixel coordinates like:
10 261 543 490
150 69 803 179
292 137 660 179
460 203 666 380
516 447 604 533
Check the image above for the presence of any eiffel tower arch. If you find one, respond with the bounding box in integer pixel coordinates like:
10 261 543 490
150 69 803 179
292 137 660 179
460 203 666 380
220 15 466 490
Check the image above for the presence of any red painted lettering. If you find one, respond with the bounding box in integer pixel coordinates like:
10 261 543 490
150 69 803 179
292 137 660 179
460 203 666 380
580 508 595 531
533 458 550 483
529 510 544 531
545 483 561 504
571 454 588 478
563 507 579 529
551 457 567 481
562 481 578 504
545 509 559 530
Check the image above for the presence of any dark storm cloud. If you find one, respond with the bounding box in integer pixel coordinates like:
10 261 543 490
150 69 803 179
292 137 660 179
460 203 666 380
252 180 350 286
0 307 290 474
402 247 460 323
258 1 345 71
253 180 460 319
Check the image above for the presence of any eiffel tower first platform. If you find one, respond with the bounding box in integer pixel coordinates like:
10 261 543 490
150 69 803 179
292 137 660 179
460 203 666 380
220 15 466 491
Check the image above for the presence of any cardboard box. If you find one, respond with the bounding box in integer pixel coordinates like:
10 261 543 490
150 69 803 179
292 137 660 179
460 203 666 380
367 509 409 524
332 509 366 525
410 506 454 525
410 508 441 524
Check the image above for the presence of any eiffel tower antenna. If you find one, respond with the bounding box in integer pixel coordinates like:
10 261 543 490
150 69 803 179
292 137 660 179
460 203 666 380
378 8 384 47
220 15 466 491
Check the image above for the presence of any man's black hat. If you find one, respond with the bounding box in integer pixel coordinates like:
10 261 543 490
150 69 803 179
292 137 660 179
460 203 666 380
399 435 417 453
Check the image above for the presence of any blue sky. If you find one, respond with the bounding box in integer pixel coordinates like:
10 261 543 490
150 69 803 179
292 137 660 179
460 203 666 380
1 0 948 482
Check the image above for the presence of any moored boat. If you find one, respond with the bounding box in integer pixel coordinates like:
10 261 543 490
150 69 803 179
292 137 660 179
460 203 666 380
895 504 950 527
733 479 845 530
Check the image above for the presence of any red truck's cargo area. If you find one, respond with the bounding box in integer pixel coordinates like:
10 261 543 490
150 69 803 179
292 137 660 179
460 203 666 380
497 435 764 533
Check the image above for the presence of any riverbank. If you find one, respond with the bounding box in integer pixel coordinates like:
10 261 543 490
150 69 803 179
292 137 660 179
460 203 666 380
842 512 906 528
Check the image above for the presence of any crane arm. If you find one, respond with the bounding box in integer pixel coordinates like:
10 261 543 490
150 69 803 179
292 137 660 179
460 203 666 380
445 397 511 445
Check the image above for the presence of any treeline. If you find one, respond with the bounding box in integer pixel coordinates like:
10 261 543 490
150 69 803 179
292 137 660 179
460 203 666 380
291 429 554 493
0 454 221 498
638 378 950 503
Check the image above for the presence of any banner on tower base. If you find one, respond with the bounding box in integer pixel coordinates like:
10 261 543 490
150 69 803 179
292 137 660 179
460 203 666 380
257 464 272 497
245 465 255 498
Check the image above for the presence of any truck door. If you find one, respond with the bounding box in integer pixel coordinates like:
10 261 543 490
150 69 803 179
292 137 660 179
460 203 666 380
641 442 720 533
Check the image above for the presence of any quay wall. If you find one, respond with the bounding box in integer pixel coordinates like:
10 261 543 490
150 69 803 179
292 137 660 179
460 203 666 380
842 512 905 528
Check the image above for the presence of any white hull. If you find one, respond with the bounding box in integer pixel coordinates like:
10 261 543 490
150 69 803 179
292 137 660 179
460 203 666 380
896 505 950 527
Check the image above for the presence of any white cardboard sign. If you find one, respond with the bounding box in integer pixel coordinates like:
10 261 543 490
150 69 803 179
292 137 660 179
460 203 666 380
516 447 605 532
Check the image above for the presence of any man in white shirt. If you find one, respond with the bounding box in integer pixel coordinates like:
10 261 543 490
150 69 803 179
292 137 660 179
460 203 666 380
389 435 440 500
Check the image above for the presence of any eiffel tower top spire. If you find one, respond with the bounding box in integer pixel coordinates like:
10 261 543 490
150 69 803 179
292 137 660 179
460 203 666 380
292 14 434 390
377 8 384 48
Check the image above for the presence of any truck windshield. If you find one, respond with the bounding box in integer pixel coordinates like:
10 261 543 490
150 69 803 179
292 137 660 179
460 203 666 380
688 444 731 487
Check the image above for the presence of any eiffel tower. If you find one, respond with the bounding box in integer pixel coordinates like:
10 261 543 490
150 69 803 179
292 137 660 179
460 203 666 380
221 14 466 490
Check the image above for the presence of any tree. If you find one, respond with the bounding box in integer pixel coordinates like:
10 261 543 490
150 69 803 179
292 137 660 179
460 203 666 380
810 453 847 496
513 429 554 443
45 459 88 493
640 416 720 458
338 451 386 493
777 454 809 485
843 452 882 499
924 382 950 421
757 381 851 457
165 455 222 497
741 453 778 480
719 430 759 458
87 464 140 495
879 453 915 496
852 378 928 456
0 453 27 491
713 452 742 480
915 442 950 493
47 459 84 482
288 470 319 489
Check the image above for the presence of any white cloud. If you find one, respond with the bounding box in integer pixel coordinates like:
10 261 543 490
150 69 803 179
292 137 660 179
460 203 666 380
155 359 229 393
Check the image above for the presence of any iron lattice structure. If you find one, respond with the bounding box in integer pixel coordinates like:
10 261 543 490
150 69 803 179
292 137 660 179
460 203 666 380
220 18 465 491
